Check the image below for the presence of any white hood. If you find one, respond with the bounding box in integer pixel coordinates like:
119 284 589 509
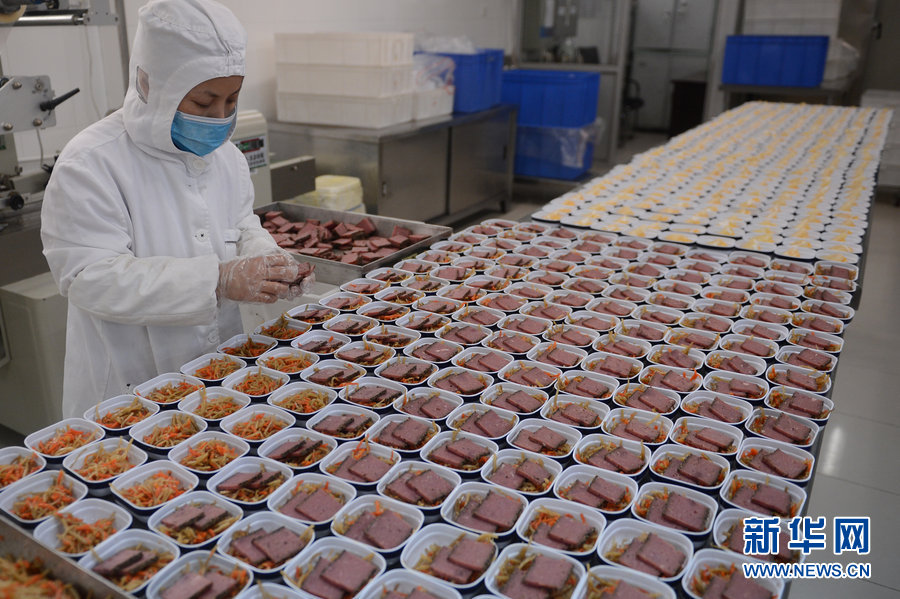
123 0 246 157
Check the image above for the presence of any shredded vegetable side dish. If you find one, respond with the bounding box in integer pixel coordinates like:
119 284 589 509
230 413 288 441
232 370 284 395
36 426 99 457
95 397 151 429
0 453 41 489
259 315 304 340
274 389 331 413
142 413 201 448
53 512 118 554
73 440 138 481
116 470 187 508
138 380 203 404
191 391 243 420
11 471 77 520
0 556 81 598
179 440 240 472
192 357 241 380
222 339 272 358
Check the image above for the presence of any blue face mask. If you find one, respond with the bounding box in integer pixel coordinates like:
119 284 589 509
171 110 236 156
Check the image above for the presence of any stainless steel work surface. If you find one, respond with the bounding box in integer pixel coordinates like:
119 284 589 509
255 201 450 284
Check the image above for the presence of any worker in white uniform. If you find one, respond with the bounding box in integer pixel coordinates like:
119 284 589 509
40 0 311 419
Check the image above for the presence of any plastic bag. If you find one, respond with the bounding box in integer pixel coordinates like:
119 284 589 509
415 33 477 54
517 120 604 168
413 53 456 91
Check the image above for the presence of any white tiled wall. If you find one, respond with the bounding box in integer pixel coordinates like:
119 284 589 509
742 0 841 36
3 0 515 163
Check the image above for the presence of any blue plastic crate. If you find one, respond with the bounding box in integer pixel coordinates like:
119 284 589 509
501 69 600 127
429 48 504 113
722 35 829 87
515 124 594 180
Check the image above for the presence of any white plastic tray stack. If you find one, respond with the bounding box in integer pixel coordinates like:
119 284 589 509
275 32 416 128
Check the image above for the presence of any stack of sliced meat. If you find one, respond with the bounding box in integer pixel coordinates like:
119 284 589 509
490 387 544 414
406 278 444 293
361 305 407 321
456 307 502 326
229 526 308 568
329 449 394 483
336 346 390 366
560 375 611 399
528 304 568 321
785 348 833 371
418 537 494 585
313 412 373 438
456 408 515 438
624 324 664 342
808 301 849 319
512 426 569 455
655 453 723 487
93 548 162 583
216 469 284 498
609 417 664 443
487 333 535 355
588 354 637 378
679 426 735 453
297 337 345 354
654 347 698 369
770 367 823 392
322 295 366 311
729 480 794 517
595 338 644 358
709 376 764 399
499 554 575 599
399 261 433 274
567 279 606 294
772 390 827 419
504 365 556 388
699 301 738 317
727 337 773 357
567 315 614 332
399 393 456 420
428 438 492 471
547 401 601 428
160 503 230 536
421 251 454 264
753 412 813 445
689 315 732 333
609 533 686 579
688 397 743 423
744 447 809 480
459 350 511 373
432 371 487 395
417 299 457 315
638 491 711 532
527 510 597 552
441 286 481 302
451 490 523 533
340 506 413 550
711 353 756 375
488 457 553 492
345 383 402 408
375 417 435 450
300 550 378 599
308 364 362 386
370 270 409 283
441 324 488 345
671 331 717 350
292 306 337 323
160 567 240 599
266 437 329 467
410 341 459 362
619 386 676 413
726 522 795 563
581 443 645 474
562 476 630 511
643 368 696 393
379 361 436 385
383 468 454 507
546 326 595 346
792 330 838 351
398 314 445 333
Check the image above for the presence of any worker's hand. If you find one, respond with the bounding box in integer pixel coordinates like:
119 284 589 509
217 254 300 303
287 261 316 299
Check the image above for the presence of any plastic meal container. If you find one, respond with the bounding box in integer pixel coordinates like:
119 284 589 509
583 565 676 599
375 460 462 515
217 510 315 576
110 461 198 520
551 464 639 517
681 548 784 599
267 381 338 418
630 481 719 546
266 472 357 529
63 437 148 492
177 387 252 424
167 431 251 477
399 522 497 591
84 394 160 434
330 494 424 557
514 496 607 557
145 548 253 599
0 469 88 526
257 428 337 473
147 489 243 550
80 528 182 596
572 433 651 478
479 448 564 496
358 570 462 599
596 518 694 583
0 446 47 491
24 417 105 464
206 456 292 508
280 536 386 599
33 497 133 559
483 542 586 599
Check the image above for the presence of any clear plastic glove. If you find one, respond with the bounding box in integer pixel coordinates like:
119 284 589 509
288 262 316 299
217 254 299 304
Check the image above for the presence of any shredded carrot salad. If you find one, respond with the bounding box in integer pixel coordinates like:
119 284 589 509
11 470 77 520
191 391 243 420
0 557 80 598
53 511 118 554
138 380 203 404
95 397 151 429
142 413 200 448
36 426 99 457
233 370 284 395
230 413 288 441
222 339 272 358
117 470 187 508
274 389 331 413
0 453 41 489
179 439 240 472
192 356 241 380
262 354 313 374
259 315 304 340
73 440 137 481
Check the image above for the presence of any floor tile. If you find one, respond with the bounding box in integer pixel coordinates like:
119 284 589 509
814 412 900 496
790 579 900 599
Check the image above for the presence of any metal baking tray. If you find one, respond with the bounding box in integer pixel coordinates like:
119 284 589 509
0 516 131 598
256 202 451 285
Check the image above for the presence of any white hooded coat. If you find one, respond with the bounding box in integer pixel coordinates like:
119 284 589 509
41 0 278 418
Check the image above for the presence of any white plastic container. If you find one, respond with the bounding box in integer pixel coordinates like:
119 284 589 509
394 387 463 424
330 494 423 555
129 410 207 454
705 350 766 376
374 356 437 387
799 298 854 321
596 519 694 582
367 413 439 455
363 324 420 348
359 570 461 599
267 381 338 418
275 32 414 67
266 472 356 527
452 346 514 374
277 63 413 97
702 371 769 401
306 404 379 442
376 460 461 514
631 481 719 543
427 367 493 398
236 582 304 599
646 344 705 370
356 300 411 323
399 523 497 591
222 366 290 400
217 511 315 576
24 418 104 463
133 372 206 405
145 549 253 599
33 497 133 558
480 449 563 496
649 443 730 492
258 347 319 376
719 333 779 358
83 394 159 434
480 382 548 416
766 363 832 395
514 496 607 556
322 314 379 338
582 565 676 599
639 364 703 394
764 385 833 423
540 395 609 430
299 359 366 389
0 446 46 491
340 376 407 412
556 370 619 401
602 408 673 446
318 439 400 488
740 304 793 325
736 437 815 485
147 489 243 550
664 327 720 351
217 334 279 362
219 405 295 445
552 464 638 517
484 543 586 599
420 431 499 476
679 391 753 426
572 433 651 478
440 481 528 539
745 407 819 448
110 462 198 518
167 431 250 477
681 548 784 599
177 387 251 424
63 437 147 490
403 338 462 365
281 536 386 598
321 291 372 312
80 528 182 596
253 318 312 344
257 428 337 473
593 333 651 359
719 469 808 518
612 383 681 416
277 91 413 128
507 419 581 461
730 319 789 342
291 330 351 356
206 456 292 508
749 292 801 312
669 416 743 457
